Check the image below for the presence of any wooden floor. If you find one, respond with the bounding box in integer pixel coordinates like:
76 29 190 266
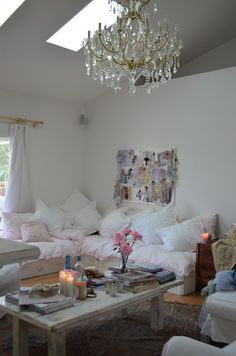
21 273 204 306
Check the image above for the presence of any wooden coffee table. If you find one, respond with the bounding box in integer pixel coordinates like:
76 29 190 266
0 279 183 356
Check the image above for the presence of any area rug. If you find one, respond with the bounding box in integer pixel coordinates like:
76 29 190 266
0 301 208 356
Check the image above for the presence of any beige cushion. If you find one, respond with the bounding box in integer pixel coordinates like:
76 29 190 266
20 222 53 243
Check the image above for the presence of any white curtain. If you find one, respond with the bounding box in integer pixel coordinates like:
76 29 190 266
4 125 31 213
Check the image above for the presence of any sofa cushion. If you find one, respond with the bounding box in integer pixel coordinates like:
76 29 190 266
132 202 176 244
59 190 90 212
1 212 33 240
63 201 102 235
99 208 130 239
157 217 204 252
31 199 64 233
20 222 54 243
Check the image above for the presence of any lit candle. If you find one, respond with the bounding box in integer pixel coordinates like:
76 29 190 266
66 273 75 297
59 270 67 296
201 232 210 243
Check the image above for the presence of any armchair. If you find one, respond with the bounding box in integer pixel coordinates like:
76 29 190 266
0 263 20 318
201 291 236 344
161 336 236 356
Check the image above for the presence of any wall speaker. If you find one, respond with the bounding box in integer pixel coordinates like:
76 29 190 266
79 114 88 127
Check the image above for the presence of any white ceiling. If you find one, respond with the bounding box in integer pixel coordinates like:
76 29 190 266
0 0 235 104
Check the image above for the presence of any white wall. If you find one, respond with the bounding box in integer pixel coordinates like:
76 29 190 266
0 90 84 209
177 37 236 77
84 66 236 234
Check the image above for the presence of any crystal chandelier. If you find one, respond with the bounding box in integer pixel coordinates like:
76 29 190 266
84 0 183 95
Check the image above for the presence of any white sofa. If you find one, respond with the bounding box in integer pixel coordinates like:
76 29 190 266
1 199 208 295
201 291 236 344
161 336 236 356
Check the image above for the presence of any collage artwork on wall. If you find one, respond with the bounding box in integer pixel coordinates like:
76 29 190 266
114 148 178 205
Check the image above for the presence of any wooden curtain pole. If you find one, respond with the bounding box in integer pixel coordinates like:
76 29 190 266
0 115 44 128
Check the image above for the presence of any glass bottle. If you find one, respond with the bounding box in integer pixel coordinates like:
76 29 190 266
74 256 85 281
64 255 71 272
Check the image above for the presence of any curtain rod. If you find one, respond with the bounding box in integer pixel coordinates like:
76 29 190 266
0 115 44 128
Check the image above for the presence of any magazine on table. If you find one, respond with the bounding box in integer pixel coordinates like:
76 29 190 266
124 280 159 294
6 287 65 305
127 263 163 273
113 270 157 287
5 289 75 314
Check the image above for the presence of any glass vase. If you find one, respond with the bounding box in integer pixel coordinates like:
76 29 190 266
120 254 128 273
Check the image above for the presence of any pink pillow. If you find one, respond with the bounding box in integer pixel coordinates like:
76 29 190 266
20 222 53 243
1 212 33 240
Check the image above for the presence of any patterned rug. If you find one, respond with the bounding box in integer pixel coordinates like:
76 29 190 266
0 301 208 356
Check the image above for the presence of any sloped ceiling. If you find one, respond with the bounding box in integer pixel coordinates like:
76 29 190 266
0 0 235 104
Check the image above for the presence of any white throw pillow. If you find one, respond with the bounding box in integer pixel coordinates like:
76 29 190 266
129 208 155 226
201 214 218 239
32 199 64 233
59 190 90 212
177 213 218 240
132 202 176 245
64 202 102 235
20 222 53 243
157 217 204 252
1 212 33 240
99 208 130 239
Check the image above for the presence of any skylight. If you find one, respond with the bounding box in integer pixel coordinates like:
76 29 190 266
0 0 26 28
47 0 117 52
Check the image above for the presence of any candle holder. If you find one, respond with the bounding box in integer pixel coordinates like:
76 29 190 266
200 232 212 244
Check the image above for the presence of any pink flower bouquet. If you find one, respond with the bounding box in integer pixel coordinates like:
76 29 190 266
113 227 142 273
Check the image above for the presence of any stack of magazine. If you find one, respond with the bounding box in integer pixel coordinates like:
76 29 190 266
114 270 159 293
5 287 74 315
127 263 163 273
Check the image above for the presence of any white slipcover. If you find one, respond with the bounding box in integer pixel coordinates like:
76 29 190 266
161 336 236 356
201 291 236 344
0 263 20 318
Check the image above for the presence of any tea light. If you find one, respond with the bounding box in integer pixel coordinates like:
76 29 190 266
59 270 67 296
66 273 75 297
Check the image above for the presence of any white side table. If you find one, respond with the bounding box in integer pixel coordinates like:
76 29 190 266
0 238 40 266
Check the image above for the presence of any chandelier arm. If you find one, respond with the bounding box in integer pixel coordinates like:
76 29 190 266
87 41 104 61
140 0 152 10
148 34 169 58
98 34 119 55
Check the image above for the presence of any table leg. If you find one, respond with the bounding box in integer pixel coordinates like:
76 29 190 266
120 308 128 318
48 331 66 356
150 294 164 331
13 317 29 356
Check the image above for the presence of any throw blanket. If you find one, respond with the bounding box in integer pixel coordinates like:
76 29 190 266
212 228 236 271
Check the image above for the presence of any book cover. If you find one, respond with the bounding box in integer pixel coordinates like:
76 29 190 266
154 269 176 284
